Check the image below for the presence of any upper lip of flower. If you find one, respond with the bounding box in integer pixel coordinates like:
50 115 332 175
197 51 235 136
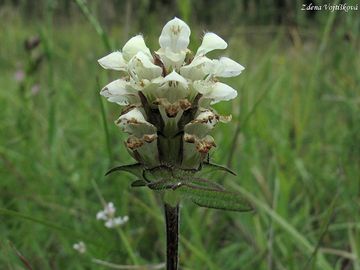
158 17 191 54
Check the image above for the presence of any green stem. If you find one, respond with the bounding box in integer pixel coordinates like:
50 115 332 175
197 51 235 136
164 203 180 270
74 0 112 51
116 227 139 265
97 78 113 164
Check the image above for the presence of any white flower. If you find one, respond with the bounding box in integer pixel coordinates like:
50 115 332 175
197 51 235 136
98 35 152 71
100 79 137 105
117 108 148 126
154 70 188 88
203 57 245 78
180 56 212 80
96 202 129 229
193 80 237 104
98 51 126 71
122 35 152 62
195 32 227 57
105 216 129 228
128 51 162 80
115 108 156 137
73 241 86 254
179 32 228 81
184 109 223 138
96 202 116 220
156 17 191 70
195 110 219 128
159 17 191 53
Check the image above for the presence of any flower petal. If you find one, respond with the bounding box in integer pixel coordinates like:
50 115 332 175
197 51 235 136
159 17 191 53
194 110 219 128
180 56 212 80
96 211 106 220
209 57 245 77
122 35 152 62
195 32 227 57
210 82 238 104
193 81 237 104
155 48 186 70
118 108 147 123
98 51 127 70
184 110 218 137
150 71 188 102
100 79 133 105
182 134 216 169
116 108 156 136
128 51 162 80
163 70 188 87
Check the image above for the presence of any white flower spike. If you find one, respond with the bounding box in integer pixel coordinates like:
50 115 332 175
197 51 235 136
98 17 244 168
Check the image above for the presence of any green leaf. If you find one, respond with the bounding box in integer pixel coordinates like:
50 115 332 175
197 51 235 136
201 162 236 176
130 179 148 187
147 178 179 190
143 165 173 182
146 176 226 192
177 185 253 212
190 177 226 191
105 163 144 178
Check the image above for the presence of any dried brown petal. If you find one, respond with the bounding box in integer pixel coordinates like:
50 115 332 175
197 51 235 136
143 134 157 143
196 137 216 153
184 133 196 143
154 98 192 117
178 99 192 111
126 136 144 150
121 104 139 115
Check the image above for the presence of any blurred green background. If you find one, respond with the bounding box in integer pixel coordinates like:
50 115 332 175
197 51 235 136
0 0 359 269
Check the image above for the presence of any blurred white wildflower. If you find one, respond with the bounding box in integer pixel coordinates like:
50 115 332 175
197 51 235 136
96 202 129 229
105 216 129 228
73 241 86 254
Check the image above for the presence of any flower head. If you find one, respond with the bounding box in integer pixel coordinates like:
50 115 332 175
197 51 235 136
98 17 244 169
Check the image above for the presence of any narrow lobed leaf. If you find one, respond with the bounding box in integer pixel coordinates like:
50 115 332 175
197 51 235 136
177 185 253 212
147 178 180 190
105 163 144 178
201 162 237 176
131 179 148 187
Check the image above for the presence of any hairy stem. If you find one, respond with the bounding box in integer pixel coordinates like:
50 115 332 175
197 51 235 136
164 203 179 270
